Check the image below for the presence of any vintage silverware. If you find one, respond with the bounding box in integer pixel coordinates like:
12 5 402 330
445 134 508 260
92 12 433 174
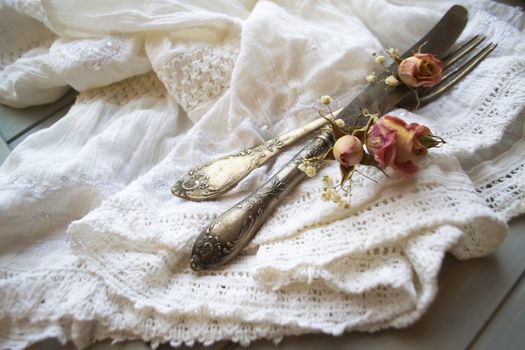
190 5 496 270
171 109 342 201
174 34 492 203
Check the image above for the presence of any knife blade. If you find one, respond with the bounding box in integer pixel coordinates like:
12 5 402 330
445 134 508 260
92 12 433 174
190 5 468 271
335 4 468 125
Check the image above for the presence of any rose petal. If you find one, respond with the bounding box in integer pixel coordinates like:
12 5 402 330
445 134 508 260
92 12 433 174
393 160 419 176
398 57 421 87
367 122 396 169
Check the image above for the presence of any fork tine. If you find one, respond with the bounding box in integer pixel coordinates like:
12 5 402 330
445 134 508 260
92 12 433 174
419 42 497 105
442 35 485 69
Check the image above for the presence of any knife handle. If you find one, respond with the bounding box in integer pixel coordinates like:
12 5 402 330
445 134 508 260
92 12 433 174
190 130 334 270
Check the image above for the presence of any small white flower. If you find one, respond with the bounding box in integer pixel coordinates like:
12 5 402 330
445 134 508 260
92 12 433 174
374 55 386 65
384 75 399 87
305 166 317 177
387 47 399 58
322 175 333 187
320 95 333 105
331 192 341 203
321 189 332 201
298 161 307 172
338 200 350 209
366 72 376 84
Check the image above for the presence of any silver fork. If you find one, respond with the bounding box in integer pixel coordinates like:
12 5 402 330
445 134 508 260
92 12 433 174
172 35 496 203
189 35 497 270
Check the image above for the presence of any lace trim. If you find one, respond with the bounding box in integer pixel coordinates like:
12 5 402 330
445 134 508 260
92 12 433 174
477 163 525 212
77 72 166 105
156 43 239 112
1 268 401 349
438 60 525 144
470 138 525 221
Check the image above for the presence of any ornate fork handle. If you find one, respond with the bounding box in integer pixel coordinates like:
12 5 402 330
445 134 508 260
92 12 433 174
190 131 334 270
172 111 340 201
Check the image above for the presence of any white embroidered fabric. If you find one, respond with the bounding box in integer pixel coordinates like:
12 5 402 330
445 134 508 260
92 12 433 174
0 0 524 349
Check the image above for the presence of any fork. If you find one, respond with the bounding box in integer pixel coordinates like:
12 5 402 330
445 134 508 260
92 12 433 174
189 35 497 270
172 35 496 203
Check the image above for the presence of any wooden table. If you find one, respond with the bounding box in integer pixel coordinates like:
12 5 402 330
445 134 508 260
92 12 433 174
2 89 524 350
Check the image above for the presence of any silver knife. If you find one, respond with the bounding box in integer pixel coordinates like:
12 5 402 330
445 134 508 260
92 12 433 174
190 5 469 271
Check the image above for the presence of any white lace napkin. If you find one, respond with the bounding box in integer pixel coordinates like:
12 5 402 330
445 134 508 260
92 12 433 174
0 0 524 348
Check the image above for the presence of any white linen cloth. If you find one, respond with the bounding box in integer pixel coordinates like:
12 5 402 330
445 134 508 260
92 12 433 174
0 0 524 348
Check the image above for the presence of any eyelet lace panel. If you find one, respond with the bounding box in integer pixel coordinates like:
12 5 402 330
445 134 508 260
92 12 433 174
155 42 239 113
77 72 166 105
470 139 525 221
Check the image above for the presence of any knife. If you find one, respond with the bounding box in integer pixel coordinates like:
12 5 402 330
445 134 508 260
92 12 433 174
190 5 469 271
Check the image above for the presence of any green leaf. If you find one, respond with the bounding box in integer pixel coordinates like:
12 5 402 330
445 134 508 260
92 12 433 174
352 128 365 140
320 114 346 140
324 149 335 161
359 152 377 166
331 121 346 140
339 165 355 187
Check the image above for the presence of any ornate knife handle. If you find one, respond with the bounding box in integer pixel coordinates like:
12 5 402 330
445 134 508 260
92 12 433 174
172 110 341 201
190 131 334 270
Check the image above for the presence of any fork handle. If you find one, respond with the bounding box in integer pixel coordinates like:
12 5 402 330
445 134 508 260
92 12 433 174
190 130 334 270
172 110 341 201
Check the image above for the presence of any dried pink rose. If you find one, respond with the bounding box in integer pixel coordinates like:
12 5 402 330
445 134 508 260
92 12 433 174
366 115 432 176
333 135 364 168
398 53 443 88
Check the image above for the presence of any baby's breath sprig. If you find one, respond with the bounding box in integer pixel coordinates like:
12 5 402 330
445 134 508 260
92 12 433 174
384 75 399 87
320 175 351 209
365 72 377 84
374 55 386 65
387 47 402 63
298 158 320 178
367 47 404 90
320 95 333 105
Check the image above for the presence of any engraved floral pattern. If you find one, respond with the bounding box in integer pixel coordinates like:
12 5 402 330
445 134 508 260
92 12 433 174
191 177 287 270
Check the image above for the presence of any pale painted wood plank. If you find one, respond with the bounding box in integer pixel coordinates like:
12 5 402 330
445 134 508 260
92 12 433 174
0 89 77 143
34 339 231 350
8 103 71 150
240 215 525 350
0 136 10 165
469 271 525 348
33 340 150 350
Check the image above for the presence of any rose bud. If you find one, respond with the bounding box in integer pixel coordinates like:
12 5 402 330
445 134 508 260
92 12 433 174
366 115 438 176
333 135 364 168
397 53 443 88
